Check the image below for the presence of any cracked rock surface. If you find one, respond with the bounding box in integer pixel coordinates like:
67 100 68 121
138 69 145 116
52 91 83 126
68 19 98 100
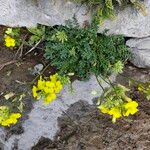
0 0 150 37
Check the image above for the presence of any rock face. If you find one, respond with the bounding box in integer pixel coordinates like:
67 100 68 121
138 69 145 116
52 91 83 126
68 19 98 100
98 0 150 38
0 0 150 38
0 0 90 27
126 38 150 68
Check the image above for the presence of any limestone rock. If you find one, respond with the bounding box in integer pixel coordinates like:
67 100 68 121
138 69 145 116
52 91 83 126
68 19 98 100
0 0 150 37
0 0 90 27
98 0 150 38
126 37 150 68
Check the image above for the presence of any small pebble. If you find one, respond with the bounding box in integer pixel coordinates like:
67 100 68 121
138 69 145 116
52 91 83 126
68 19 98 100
32 64 44 75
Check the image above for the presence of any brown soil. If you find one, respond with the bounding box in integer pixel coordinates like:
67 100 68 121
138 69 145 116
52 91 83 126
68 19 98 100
0 26 50 138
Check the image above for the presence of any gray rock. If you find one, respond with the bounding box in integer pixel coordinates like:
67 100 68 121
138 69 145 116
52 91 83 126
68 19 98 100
129 49 150 68
0 128 5 149
98 0 150 38
32 64 44 75
0 0 90 27
0 0 150 37
126 37 150 68
126 37 150 49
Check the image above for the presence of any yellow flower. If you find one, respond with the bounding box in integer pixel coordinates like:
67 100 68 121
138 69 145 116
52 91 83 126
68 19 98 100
46 81 55 88
10 113 21 119
1 119 13 126
124 101 138 116
50 74 58 83
1 113 21 127
109 107 122 123
56 81 62 87
44 93 56 104
98 105 110 114
44 87 54 94
32 86 38 98
37 78 45 90
1 118 17 126
32 74 63 104
54 87 60 93
5 35 16 48
54 81 63 93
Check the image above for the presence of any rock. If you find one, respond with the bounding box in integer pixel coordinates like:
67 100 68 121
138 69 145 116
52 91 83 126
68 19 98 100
0 128 5 149
32 64 44 75
126 37 150 49
0 0 150 37
98 0 150 38
99 0 150 38
0 0 90 27
126 37 150 68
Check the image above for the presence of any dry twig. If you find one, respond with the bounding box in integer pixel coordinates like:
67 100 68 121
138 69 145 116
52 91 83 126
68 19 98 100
24 38 43 56
0 60 18 71
14 34 28 59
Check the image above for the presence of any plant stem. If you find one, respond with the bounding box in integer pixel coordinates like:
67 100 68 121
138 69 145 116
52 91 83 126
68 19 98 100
107 77 115 89
95 75 105 92
98 74 116 90
98 74 110 85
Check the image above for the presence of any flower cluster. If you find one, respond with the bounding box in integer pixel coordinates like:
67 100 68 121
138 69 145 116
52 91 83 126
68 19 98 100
5 35 16 48
32 74 63 104
0 106 21 127
97 84 139 123
112 61 124 74
99 99 138 123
